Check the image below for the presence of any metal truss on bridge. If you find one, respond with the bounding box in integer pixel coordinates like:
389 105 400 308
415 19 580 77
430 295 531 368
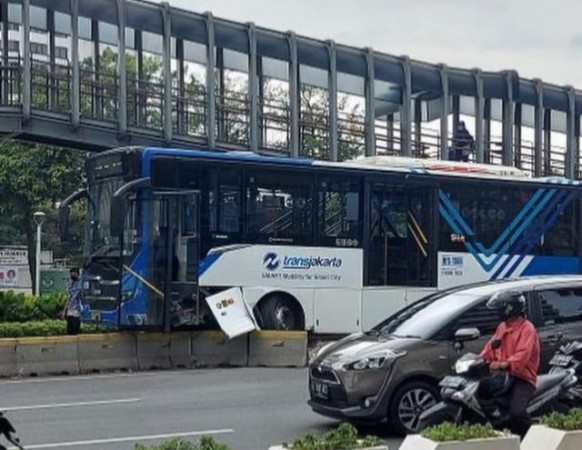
1 0 581 178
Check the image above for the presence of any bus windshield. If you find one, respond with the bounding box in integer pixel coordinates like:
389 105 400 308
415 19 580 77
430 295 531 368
86 177 125 256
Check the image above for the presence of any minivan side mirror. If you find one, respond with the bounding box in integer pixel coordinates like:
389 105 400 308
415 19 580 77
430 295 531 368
454 327 481 343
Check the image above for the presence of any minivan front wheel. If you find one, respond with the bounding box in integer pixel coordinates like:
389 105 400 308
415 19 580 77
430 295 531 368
388 380 439 435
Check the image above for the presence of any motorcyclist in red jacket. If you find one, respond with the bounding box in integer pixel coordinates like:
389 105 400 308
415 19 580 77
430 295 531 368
480 290 540 438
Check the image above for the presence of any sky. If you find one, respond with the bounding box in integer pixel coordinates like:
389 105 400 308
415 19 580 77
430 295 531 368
166 0 582 88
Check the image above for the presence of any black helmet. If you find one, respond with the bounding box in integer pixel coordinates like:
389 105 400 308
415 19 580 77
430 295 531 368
486 290 526 321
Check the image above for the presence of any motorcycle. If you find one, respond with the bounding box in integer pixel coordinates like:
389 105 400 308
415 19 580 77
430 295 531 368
548 339 582 407
418 328 578 431
0 411 24 450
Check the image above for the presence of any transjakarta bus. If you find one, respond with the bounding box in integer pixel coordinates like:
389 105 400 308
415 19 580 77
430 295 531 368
58 147 582 333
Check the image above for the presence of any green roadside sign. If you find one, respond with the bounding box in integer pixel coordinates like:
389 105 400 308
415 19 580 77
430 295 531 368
40 269 69 294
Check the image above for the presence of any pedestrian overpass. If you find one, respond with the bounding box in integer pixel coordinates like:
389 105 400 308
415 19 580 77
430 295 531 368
1 0 581 178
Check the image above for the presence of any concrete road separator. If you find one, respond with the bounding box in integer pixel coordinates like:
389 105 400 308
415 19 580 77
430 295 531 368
136 332 172 371
191 331 248 367
78 334 138 374
248 331 308 368
169 332 193 369
15 336 79 376
0 338 18 378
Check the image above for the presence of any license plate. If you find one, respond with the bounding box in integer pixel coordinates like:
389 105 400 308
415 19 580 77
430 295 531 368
550 354 573 367
311 381 329 400
440 376 465 389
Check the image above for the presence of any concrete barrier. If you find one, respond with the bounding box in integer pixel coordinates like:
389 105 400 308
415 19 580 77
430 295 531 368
136 332 171 370
0 338 18 378
16 336 79 376
78 333 138 373
248 331 307 367
170 332 193 369
191 330 248 367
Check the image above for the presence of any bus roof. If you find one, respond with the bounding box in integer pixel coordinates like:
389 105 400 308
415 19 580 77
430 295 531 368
140 147 582 186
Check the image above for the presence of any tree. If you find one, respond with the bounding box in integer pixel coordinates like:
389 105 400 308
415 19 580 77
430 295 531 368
0 141 87 291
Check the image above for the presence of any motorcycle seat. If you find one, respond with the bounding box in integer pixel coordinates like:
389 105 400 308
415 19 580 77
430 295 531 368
534 372 569 397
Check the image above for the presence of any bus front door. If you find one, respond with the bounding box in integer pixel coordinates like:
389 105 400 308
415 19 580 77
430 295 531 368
155 191 201 332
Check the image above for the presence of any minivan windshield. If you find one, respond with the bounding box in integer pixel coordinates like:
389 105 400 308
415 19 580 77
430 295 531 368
372 292 484 339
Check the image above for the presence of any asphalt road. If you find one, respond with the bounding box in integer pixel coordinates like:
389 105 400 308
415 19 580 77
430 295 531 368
0 369 403 450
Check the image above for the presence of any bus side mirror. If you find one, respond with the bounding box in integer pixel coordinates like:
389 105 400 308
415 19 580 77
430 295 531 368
111 197 124 238
58 204 70 242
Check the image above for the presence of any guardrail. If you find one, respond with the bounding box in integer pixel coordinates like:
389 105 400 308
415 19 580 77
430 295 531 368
0 330 308 378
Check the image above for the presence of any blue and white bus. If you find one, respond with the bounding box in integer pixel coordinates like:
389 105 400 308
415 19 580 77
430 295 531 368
58 147 582 333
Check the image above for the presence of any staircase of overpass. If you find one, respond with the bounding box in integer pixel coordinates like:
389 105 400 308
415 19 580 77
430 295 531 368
1 0 581 178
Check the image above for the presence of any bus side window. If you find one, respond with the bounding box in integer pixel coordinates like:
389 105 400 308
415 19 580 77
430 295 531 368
318 177 362 247
246 171 313 245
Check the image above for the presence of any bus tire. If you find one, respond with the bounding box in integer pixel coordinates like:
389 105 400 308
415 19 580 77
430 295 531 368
257 294 304 331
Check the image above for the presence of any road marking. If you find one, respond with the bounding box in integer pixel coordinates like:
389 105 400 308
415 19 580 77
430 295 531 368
0 371 174 385
7 429 234 449
3 398 141 412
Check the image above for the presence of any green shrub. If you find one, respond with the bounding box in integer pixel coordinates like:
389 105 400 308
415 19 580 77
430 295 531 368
0 290 67 322
284 423 382 450
541 407 582 431
421 422 500 442
134 436 231 450
0 320 105 338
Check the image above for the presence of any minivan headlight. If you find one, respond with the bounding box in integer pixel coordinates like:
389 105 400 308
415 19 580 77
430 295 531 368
342 350 406 371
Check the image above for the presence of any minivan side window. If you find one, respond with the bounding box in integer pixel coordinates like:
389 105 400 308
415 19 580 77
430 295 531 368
454 301 499 337
539 288 582 325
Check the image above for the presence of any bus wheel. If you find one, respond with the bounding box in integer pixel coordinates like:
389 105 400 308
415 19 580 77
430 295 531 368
258 294 304 331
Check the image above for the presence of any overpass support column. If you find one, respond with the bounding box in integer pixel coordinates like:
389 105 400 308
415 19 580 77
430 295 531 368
327 40 338 161
22 0 31 122
514 103 522 168
400 56 412 157
502 71 515 166
205 12 216 149
1 3 7 104
116 0 127 137
365 48 376 157
534 79 543 177
70 0 80 129
439 64 449 160
566 86 578 179
288 31 299 158
247 22 259 153
473 69 485 163
162 2 172 143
